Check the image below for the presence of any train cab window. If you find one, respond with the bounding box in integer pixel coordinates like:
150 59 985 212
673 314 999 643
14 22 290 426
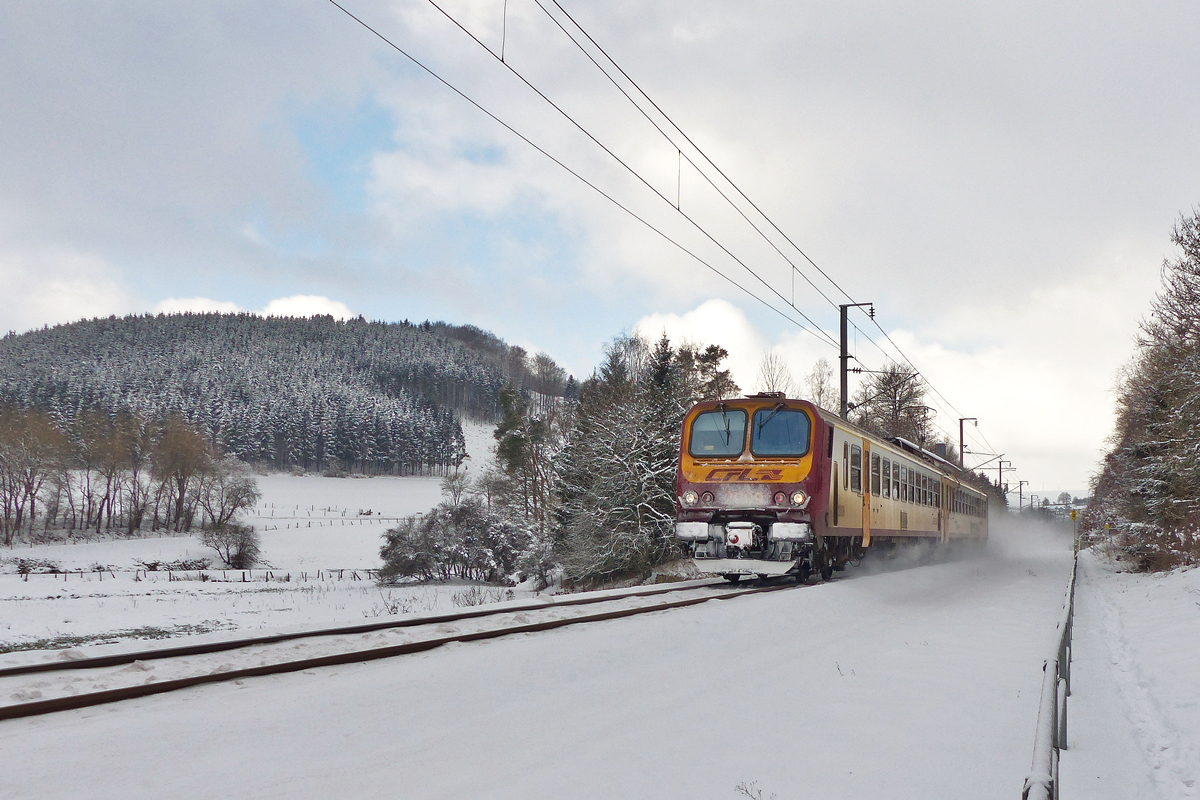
871 454 881 495
881 458 891 498
850 445 862 493
750 407 811 457
688 408 747 457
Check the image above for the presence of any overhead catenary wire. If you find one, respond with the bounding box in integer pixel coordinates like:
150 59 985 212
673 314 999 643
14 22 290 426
416 0 841 350
532 0 1007 454
323 0 834 347
329 0 1011 477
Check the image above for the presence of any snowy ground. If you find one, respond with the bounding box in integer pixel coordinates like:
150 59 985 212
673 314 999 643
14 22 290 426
0 520 1079 799
0 420 500 653
1060 551 1200 799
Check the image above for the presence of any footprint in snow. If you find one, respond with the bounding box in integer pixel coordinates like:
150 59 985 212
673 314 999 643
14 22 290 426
12 689 43 701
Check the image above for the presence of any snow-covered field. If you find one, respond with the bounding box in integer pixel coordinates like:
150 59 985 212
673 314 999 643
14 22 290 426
1060 551 1200 799
1 520 1082 799
0 420 499 654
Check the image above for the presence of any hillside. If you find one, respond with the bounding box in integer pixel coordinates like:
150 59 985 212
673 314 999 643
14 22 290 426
0 313 537 474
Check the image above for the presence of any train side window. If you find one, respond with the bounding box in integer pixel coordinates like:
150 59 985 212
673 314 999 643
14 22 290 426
843 442 849 489
934 480 940 509
922 475 929 506
899 465 907 502
828 426 834 458
918 474 925 506
893 463 901 499
909 468 916 504
850 445 862 493
871 454 881 496
881 459 891 499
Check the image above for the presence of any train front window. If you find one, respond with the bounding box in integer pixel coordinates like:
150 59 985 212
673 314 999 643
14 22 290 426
750 407 811 457
688 408 747 457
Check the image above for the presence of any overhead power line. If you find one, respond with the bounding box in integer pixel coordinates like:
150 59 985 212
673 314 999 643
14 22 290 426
323 0 833 346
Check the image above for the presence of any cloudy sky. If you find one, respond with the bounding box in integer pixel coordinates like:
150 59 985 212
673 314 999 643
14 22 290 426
3 0 1198 495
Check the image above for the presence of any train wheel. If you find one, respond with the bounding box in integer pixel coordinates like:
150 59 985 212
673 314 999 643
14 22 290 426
724 574 741 584
795 565 810 584
820 562 834 581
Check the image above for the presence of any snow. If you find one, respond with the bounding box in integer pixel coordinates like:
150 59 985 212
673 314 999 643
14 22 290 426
0 519 1081 799
1059 551 1200 798
0 465 497 655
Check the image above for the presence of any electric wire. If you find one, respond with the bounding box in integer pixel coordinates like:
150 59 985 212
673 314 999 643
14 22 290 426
530 0 844 315
331 0 1012 478
419 0 840 349
536 0 1002 452
323 0 832 345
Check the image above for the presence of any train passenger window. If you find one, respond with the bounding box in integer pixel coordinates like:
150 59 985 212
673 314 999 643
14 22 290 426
750 407 811 457
918 474 925 506
893 463 901 499
921 475 928 506
687 408 747 457
871 454 880 496
843 442 849 489
899 465 907 502
933 480 940 508
882 459 891 498
850 445 862 493
908 469 916 504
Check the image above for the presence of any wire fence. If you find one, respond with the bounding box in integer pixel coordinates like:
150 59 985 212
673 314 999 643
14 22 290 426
1021 550 1078 800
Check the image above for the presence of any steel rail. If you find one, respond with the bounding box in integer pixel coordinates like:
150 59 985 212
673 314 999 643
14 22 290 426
0 578 726 679
1021 553 1078 800
0 581 796 721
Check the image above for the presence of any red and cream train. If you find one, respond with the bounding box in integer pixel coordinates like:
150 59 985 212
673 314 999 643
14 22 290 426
674 393 988 582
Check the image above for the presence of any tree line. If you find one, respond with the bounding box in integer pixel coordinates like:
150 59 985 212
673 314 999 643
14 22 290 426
1086 206 1200 569
381 333 739 588
381 329 1007 588
0 313 572 476
0 408 259 547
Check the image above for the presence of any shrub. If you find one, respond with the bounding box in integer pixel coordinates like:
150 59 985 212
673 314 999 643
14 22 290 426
201 523 261 569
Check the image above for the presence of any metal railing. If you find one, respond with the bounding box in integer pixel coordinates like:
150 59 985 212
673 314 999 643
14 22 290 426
1021 553 1078 800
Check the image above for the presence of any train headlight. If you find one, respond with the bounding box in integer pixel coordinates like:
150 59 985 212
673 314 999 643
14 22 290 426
773 491 787 505
791 491 809 507
682 491 698 506
701 491 714 504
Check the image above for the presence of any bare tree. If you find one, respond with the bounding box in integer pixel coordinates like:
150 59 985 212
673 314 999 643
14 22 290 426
850 362 930 443
152 416 211 531
804 358 837 410
0 409 68 545
755 351 794 396
197 456 261 529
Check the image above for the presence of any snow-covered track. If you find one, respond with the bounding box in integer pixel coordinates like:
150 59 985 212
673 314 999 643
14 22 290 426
0 579 795 720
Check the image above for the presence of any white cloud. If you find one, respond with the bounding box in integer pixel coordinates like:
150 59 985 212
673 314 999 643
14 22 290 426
0 247 132 334
259 295 356 320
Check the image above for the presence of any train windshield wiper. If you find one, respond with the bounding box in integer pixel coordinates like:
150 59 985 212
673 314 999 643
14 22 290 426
718 403 731 445
757 403 787 435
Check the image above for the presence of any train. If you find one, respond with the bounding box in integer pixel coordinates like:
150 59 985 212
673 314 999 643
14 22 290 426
674 392 989 582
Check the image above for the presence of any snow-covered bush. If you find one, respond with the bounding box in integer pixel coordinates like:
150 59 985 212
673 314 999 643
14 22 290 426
378 499 532 584
201 523 261 569
554 334 737 584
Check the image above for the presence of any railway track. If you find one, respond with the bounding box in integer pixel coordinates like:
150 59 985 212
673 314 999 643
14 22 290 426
0 577 799 721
